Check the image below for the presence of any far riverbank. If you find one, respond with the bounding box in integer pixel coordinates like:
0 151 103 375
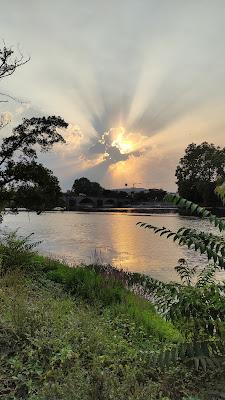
66 207 179 214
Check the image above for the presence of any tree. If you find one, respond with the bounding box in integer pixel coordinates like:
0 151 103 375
0 115 68 190
0 116 67 210
175 142 225 205
0 43 68 211
10 163 63 211
0 44 29 80
72 177 103 197
0 43 30 107
133 189 167 203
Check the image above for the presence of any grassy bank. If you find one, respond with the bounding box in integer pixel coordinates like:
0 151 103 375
0 233 224 399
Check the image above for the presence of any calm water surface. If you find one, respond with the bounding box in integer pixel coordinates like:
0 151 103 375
2 211 225 282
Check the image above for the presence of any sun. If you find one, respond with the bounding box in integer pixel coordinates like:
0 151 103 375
111 126 134 154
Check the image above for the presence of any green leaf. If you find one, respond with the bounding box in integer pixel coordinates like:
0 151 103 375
167 232 175 238
219 220 225 231
185 201 192 210
191 203 198 213
202 210 210 217
213 252 218 263
206 248 213 260
196 206 205 215
178 198 187 207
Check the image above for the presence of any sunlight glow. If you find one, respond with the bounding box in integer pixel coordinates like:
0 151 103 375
111 126 134 154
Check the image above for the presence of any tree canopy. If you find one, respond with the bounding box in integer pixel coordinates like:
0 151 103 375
0 116 68 210
0 43 68 211
176 142 225 205
8 163 63 211
133 189 167 203
72 177 103 197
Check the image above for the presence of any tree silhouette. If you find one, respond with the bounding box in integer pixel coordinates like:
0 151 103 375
0 43 68 211
176 142 225 205
72 177 103 196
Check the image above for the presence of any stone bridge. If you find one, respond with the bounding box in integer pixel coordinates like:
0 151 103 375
63 193 129 210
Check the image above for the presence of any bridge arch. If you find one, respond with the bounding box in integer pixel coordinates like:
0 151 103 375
78 197 95 207
68 197 77 208
103 198 116 207
97 199 103 207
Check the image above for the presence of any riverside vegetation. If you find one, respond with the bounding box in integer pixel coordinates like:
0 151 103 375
1 195 225 399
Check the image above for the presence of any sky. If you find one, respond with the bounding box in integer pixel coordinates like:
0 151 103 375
1 0 225 191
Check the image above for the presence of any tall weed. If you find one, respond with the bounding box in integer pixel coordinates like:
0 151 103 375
0 231 40 274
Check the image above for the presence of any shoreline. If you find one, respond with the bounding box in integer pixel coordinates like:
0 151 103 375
6 206 225 215
5 207 179 214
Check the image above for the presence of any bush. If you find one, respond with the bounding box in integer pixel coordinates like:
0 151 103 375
0 231 40 275
48 264 126 305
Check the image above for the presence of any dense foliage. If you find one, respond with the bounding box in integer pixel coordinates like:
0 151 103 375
138 193 225 265
133 189 167 203
72 177 104 196
175 142 225 205
5 163 64 211
137 192 225 377
0 116 68 210
71 177 166 203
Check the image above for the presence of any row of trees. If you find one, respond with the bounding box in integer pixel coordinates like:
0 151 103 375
71 177 166 201
71 177 130 198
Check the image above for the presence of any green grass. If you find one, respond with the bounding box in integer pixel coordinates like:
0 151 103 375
0 268 205 400
0 234 222 399
44 261 181 342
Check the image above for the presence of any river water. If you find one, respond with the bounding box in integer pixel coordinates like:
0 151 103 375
2 211 225 282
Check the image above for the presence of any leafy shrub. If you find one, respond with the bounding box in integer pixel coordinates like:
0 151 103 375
137 193 225 373
0 231 40 275
137 193 225 267
48 264 125 305
137 194 225 335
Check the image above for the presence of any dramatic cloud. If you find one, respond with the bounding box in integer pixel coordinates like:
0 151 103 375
1 0 225 190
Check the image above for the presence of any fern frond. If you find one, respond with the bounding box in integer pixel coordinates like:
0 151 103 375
165 193 225 231
175 259 197 286
154 339 225 371
196 265 217 288
136 222 225 268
